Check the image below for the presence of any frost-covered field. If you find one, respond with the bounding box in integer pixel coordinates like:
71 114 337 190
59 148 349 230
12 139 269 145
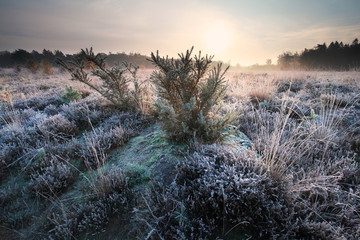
1 68 359 239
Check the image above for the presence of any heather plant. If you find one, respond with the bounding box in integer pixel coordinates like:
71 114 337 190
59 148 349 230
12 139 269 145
0 122 40 168
76 190 130 235
136 145 299 239
80 125 134 169
82 165 128 198
44 104 60 116
60 95 114 129
45 138 82 159
13 90 64 111
231 75 360 239
46 167 131 239
38 114 79 141
29 156 73 198
57 48 149 113
149 47 236 142
99 112 146 130
47 211 78 240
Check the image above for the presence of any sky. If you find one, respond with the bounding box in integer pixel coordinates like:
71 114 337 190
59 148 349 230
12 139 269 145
0 0 359 66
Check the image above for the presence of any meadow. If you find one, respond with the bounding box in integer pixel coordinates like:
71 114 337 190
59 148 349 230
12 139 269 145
0 65 359 239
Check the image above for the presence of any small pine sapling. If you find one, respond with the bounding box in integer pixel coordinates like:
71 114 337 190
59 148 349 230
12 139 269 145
149 47 236 142
61 86 82 104
57 48 149 112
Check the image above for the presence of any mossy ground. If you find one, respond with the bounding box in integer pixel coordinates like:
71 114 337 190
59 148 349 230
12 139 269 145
108 124 185 187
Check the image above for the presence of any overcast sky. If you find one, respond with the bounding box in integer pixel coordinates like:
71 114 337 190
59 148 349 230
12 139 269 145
0 0 359 66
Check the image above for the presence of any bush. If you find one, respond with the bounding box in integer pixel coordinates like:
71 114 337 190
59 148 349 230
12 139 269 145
98 112 148 131
149 47 236 142
46 167 131 239
57 48 149 113
26 59 39 73
77 191 129 235
77 167 130 234
80 126 134 169
91 167 129 197
60 95 114 129
136 145 300 239
13 90 64 111
29 156 73 198
38 114 79 141
60 86 82 104
40 59 54 75
0 123 41 166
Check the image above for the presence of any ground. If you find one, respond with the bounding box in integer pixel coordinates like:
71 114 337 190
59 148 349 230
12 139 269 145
0 68 359 239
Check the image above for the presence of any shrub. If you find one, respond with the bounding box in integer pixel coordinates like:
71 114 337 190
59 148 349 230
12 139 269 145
47 212 78 240
75 167 130 235
80 125 134 169
98 112 148 131
40 59 54 75
149 47 236 142
45 138 82 159
38 114 79 141
29 156 73 198
60 95 114 129
277 79 304 93
248 88 270 103
137 145 299 239
44 104 60 116
77 191 129 235
60 86 82 104
0 157 7 181
57 48 149 112
26 59 39 73
13 90 64 111
0 123 41 166
46 167 131 238
90 167 129 197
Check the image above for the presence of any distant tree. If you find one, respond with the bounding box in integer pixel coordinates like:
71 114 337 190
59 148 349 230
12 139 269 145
54 50 65 59
351 38 358 46
11 49 32 65
1 48 153 69
0 51 13 67
278 38 360 70
278 52 299 69
42 49 54 58
266 59 272 65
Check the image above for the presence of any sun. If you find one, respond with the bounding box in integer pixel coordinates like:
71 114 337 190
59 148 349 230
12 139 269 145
205 21 233 55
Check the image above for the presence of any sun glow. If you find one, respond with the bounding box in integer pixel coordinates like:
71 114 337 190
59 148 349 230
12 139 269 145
205 21 233 55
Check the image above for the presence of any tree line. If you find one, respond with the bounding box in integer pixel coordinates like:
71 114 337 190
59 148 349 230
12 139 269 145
3 39 359 72
0 48 230 72
0 49 154 70
278 38 360 70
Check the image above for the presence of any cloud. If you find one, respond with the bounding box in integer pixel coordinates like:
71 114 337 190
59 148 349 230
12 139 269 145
0 0 221 53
